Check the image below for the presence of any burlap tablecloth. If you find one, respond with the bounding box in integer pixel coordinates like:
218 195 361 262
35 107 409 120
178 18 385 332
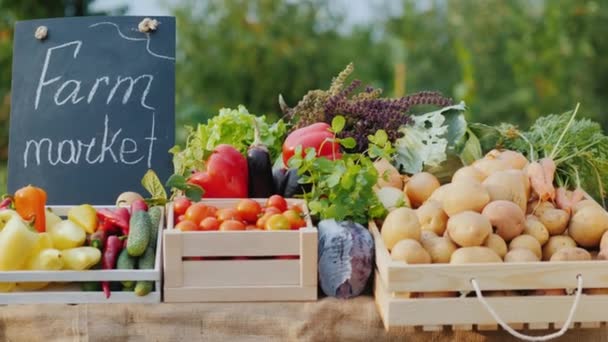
1 296 606 341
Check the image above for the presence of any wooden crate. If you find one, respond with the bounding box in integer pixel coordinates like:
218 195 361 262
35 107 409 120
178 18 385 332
163 199 318 302
0 205 163 304
370 221 608 332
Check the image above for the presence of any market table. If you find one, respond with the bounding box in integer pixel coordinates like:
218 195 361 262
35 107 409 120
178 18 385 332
1 296 606 341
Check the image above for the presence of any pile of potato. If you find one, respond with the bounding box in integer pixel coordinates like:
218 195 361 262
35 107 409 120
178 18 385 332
378 149 608 296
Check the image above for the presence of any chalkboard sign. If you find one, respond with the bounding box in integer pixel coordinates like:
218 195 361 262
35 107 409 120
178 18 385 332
7 16 175 204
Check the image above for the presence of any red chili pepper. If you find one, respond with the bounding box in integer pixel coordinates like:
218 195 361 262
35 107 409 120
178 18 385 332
188 144 248 198
102 235 123 299
0 197 12 210
14 185 47 232
130 199 148 214
282 123 341 166
97 209 129 235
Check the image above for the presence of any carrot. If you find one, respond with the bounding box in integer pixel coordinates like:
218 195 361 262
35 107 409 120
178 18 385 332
556 187 585 214
527 158 556 202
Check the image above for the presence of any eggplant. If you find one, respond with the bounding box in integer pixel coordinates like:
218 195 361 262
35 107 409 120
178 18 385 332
272 168 288 196
247 122 274 198
283 168 310 198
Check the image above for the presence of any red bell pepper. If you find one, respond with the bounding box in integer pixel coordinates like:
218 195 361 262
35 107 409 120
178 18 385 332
282 123 341 166
188 144 248 198
97 208 130 235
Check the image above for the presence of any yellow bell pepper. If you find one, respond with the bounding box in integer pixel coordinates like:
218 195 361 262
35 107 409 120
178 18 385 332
62 247 101 270
0 215 40 270
18 248 64 291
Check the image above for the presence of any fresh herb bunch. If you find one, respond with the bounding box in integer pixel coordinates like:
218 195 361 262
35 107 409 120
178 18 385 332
281 63 453 152
170 106 286 176
471 104 608 204
288 116 391 224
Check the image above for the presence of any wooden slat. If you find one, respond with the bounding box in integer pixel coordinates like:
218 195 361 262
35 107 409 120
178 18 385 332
163 231 183 288
370 220 397 286
554 321 575 329
528 322 549 330
300 228 317 287
164 285 317 302
178 230 302 256
0 269 158 282
375 271 608 327
181 259 300 287
476 324 498 331
580 322 601 329
422 325 443 331
452 325 472 331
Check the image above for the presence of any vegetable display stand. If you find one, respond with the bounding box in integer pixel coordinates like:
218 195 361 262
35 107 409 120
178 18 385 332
370 221 608 334
163 199 318 302
0 205 163 304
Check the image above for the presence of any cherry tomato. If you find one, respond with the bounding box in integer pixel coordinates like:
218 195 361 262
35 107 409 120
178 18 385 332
265 214 290 230
185 203 215 225
199 216 220 231
175 220 198 231
216 208 242 222
266 195 288 212
283 209 306 229
245 224 260 230
236 199 262 223
220 219 246 231
256 212 273 229
289 205 303 214
173 196 192 217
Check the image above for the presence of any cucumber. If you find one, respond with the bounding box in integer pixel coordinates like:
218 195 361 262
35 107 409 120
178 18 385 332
134 246 156 296
81 281 101 292
117 248 137 288
148 206 162 249
126 211 152 257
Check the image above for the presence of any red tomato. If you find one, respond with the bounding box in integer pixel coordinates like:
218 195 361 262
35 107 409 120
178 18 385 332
264 206 282 215
283 209 306 230
289 205 303 214
265 214 290 230
256 212 273 229
175 220 198 231
174 214 186 226
245 224 260 230
216 208 242 222
173 197 192 217
220 219 246 231
266 195 288 212
236 199 262 223
199 217 220 231
185 203 215 225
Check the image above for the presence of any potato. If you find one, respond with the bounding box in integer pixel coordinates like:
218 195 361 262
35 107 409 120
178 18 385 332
447 211 492 247
573 199 602 214
381 207 421 251
597 250 608 260
472 158 513 176
486 150 528 170
537 208 569 236
542 235 577 261
391 239 432 264
482 234 508 258
509 235 542 259
549 247 592 261
420 230 438 244
585 288 608 295
504 248 539 262
481 200 525 241
393 292 415 299
422 236 458 263
428 184 449 203
374 158 403 189
482 170 529 212
568 205 608 248
452 166 486 184
376 187 411 212
523 215 549 245
406 172 440 208
438 182 490 216
601 230 608 251
450 246 502 264
416 201 448 235
533 289 566 296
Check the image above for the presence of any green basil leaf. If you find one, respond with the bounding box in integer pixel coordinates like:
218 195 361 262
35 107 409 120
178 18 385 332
166 174 188 189
340 137 357 149
331 115 345 133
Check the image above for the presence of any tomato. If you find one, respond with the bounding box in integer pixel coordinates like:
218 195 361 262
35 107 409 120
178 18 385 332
174 214 186 226
236 199 262 223
266 195 288 212
245 224 260 230
283 209 306 230
289 205 303 214
173 196 192 217
199 217 220 231
256 212 273 229
175 220 198 231
265 214 290 230
219 219 246 231
185 203 215 225
263 206 282 216
216 208 242 222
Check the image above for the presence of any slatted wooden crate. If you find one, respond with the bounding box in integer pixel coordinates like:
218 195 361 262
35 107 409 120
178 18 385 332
0 205 163 304
163 199 318 302
370 220 608 334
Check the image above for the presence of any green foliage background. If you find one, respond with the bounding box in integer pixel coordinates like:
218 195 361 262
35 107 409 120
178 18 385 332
0 0 607 194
